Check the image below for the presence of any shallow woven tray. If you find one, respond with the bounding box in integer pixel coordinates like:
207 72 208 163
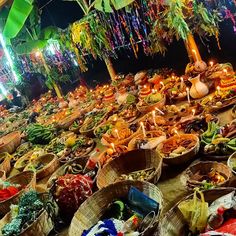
0 171 36 216
24 153 59 180
156 134 200 165
14 151 34 171
181 161 232 190
47 156 89 188
69 180 163 236
0 131 21 154
136 95 166 113
127 130 166 151
97 149 163 189
157 187 236 236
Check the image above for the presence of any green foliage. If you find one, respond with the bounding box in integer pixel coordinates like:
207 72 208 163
95 0 134 12
3 0 34 41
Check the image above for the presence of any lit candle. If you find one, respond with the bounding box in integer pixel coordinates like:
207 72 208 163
152 89 156 94
152 111 157 127
216 86 221 95
143 85 147 89
192 109 195 116
111 143 116 152
180 77 184 90
115 129 120 139
186 87 190 103
223 69 228 75
90 89 93 93
140 122 146 137
113 116 117 122
209 61 214 67
155 107 164 115
174 129 180 137
192 49 199 62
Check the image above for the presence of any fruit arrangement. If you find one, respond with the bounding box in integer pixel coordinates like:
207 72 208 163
26 124 55 145
201 122 236 156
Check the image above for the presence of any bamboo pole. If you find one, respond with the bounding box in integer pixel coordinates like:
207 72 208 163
185 33 202 62
104 57 117 81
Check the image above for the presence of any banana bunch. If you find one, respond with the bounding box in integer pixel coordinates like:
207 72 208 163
201 122 219 145
26 124 55 145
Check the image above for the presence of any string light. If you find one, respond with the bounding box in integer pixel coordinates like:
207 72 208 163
0 33 19 82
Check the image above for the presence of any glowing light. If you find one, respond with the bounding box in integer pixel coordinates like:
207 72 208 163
209 61 214 67
0 33 19 82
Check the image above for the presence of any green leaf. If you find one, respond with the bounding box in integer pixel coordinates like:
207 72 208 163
14 40 48 54
40 26 61 40
94 0 134 12
3 0 33 39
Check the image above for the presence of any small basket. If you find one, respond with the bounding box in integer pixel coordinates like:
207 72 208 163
0 131 21 154
182 161 232 190
0 171 36 216
24 153 59 180
47 156 89 188
0 152 11 175
157 187 236 236
57 112 81 130
156 134 200 165
69 180 163 236
14 151 34 171
0 194 54 236
128 130 166 151
137 96 166 114
97 149 163 189
227 151 236 175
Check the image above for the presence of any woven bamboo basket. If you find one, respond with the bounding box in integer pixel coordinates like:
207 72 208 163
0 152 11 175
57 112 81 130
24 153 59 180
14 151 34 171
0 131 21 154
69 180 163 236
97 149 163 189
156 134 200 165
47 156 89 188
157 187 236 236
80 111 110 137
127 130 166 151
0 194 54 236
136 95 166 114
227 151 236 175
0 171 36 216
182 161 232 190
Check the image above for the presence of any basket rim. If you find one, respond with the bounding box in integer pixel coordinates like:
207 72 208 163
0 131 21 148
97 149 163 189
156 134 199 160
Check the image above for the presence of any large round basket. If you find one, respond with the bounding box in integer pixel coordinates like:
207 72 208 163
0 193 54 236
137 95 166 114
0 171 36 216
24 153 59 180
69 180 163 236
181 161 232 190
0 131 21 154
156 134 200 165
0 152 11 175
157 187 236 236
97 149 162 189
127 130 166 151
47 156 89 188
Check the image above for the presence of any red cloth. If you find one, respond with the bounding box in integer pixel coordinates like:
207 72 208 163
0 186 19 201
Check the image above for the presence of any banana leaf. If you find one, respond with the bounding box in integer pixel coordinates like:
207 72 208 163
94 0 134 12
40 26 61 40
3 0 34 39
14 40 48 55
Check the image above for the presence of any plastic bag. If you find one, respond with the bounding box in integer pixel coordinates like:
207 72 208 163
178 188 208 233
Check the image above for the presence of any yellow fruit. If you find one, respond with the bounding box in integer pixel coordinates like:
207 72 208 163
65 136 76 147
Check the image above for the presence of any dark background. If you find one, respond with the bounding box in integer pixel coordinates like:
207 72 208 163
38 0 236 86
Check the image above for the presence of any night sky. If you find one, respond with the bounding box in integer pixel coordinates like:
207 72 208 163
38 0 236 86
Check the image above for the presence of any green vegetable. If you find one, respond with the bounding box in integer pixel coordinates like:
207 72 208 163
126 94 136 105
144 93 162 104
